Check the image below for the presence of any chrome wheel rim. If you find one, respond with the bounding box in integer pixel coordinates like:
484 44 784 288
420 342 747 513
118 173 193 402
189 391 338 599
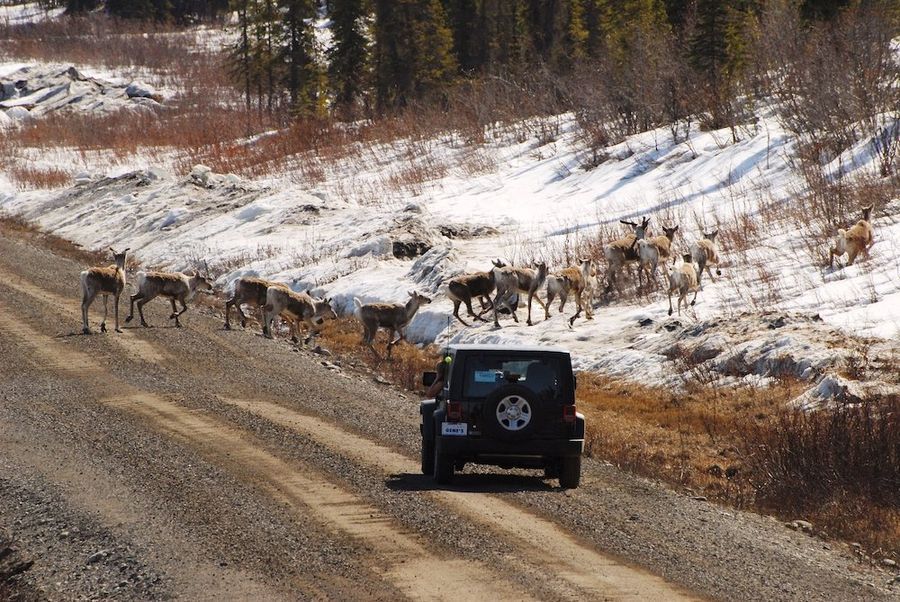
496 395 532 431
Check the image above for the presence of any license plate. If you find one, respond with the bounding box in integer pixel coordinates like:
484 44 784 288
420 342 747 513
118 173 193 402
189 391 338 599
441 422 467 436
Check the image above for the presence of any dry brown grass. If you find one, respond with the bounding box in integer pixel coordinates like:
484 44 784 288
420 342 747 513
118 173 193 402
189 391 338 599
575 372 796 495
741 396 900 552
3 106 262 162
0 16 223 79
5 165 72 189
306 322 899 553
0 214 106 266
315 319 440 394
577 372 899 553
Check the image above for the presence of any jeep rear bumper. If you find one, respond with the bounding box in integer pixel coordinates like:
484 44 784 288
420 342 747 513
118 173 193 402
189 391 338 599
435 435 584 459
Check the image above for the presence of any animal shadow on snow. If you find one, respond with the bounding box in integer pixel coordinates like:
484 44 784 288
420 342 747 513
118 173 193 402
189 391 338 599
386 472 557 493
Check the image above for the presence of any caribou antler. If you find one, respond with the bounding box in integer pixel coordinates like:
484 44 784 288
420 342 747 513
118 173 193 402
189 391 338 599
201 258 216 282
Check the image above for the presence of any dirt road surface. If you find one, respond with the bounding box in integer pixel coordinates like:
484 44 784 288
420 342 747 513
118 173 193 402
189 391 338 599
0 227 896 601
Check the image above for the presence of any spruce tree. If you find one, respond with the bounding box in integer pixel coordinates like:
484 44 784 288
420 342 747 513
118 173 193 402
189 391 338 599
328 0 371 113
689 0 758 134
507 0 532 69
412 0 457 95
252 0 280 112
229 0 258 114
105 0 176 20
169 0 230 23
106 0 158 20
567 0 589 63
663 0 693 28
494 0 533 71
595 0 669 60
444 0 479 72
801 0 851 21
65 0 99 14
279 0 321 115
373 0 456 110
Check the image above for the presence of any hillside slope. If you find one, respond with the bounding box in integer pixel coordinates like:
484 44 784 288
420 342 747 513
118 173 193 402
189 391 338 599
1 60 898 398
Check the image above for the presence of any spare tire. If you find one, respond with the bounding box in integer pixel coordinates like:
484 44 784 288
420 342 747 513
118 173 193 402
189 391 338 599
483 384 540 441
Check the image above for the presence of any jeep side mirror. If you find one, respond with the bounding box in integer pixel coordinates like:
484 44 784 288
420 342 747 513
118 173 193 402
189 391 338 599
422 371 437 387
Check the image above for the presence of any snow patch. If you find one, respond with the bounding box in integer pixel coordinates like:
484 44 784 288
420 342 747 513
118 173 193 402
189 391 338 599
0 64 164 121
790 373 900 411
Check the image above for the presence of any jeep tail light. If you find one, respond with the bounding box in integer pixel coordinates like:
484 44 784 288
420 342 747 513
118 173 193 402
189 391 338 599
563 405 577 423
447 401 462 422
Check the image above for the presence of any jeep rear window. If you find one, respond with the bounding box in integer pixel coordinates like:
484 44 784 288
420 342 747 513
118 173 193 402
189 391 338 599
462 356 563 400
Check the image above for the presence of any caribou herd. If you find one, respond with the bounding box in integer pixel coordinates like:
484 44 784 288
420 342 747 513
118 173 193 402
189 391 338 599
79 206 876 357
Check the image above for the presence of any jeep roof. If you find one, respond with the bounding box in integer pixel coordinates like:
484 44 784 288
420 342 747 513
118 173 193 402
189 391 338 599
446 343 570 354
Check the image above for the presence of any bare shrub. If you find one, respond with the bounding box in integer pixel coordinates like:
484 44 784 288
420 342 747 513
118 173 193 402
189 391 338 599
383 160 445 197
763 2 899 161
5 165 71 189
873 119 900 177
0 16 230 91
741 397 900 548
457 147 497 177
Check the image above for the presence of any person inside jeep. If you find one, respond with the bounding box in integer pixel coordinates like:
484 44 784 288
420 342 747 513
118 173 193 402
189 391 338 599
425 356 450 399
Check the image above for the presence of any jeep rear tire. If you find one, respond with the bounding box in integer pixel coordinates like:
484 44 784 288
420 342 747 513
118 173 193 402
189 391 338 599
543 460 560 480
420 436 434 475
433 447 454 484
559 456 581 489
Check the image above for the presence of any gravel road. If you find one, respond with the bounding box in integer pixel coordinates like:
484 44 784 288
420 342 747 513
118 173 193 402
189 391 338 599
0 227 897 601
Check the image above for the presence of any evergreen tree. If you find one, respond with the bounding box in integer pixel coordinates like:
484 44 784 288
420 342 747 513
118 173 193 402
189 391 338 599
444 0 479 72
328 0 371 113
169 0 230 23
663 0 693 28
373 0 456 110
507 0 533 69
689 0 758 134
581 0 605 58
233 0 254 100
801 0 851 21
566 0 589 62
229 0 258 114
594 0 669 59
515 0 590 70
106 0 160 20
252 0 280 112
689 0 729 122
279 0 321 115
65 0 100 14
413 0 457 94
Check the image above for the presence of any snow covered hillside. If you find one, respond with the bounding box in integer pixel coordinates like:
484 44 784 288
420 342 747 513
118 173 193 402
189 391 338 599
1 60 898 398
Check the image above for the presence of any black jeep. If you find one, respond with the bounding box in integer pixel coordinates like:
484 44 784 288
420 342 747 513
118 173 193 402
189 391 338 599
420 344 585 488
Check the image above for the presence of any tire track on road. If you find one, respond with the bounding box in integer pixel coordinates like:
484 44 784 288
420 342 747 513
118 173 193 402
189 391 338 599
220 397 699 601
103 393 535 602
0 301 536 602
